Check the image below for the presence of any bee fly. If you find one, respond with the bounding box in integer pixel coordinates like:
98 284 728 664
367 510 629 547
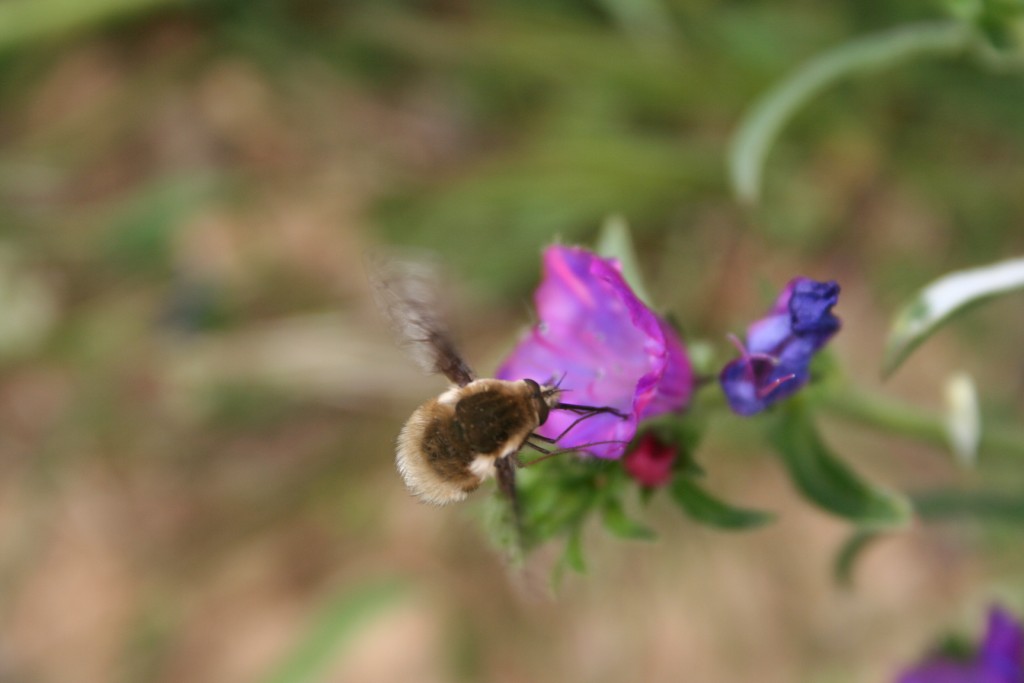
369 254 626 520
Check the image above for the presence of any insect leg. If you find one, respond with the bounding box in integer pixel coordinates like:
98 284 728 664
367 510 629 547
538 407 628 445
517 439 557 467
522 440 555 454
555 402 628 419
518 439 632 466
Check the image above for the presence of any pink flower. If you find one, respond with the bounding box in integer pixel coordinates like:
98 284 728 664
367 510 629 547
623 433 677 487
496 245 693 458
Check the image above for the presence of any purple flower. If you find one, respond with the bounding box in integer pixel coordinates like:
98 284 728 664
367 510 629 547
496 245 693 458
719 277 840 416
898 606 1024 683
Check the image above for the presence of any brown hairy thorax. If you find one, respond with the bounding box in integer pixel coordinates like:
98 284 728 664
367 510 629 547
397 378 555 504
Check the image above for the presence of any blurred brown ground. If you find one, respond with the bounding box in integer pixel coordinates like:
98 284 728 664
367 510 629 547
0 3 1022 683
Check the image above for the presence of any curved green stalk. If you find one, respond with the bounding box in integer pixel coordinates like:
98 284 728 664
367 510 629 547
730 20 976 205
0 0 174 51
818 387 1024 460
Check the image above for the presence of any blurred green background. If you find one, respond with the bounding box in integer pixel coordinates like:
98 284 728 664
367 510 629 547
1 1 1023 682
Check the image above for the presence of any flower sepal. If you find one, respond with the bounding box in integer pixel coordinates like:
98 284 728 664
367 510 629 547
499 451 657 576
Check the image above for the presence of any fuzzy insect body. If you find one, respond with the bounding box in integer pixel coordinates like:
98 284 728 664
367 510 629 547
396 378 557 505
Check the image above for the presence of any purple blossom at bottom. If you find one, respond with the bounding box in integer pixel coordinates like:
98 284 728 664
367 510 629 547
719 277 840 416
898 606 1024 683
496 245 693 458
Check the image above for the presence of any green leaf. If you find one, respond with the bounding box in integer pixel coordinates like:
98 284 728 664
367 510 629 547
600 497 656 540
259 577 409 683
913 489 1024 523
833 529 883 587
595 214 654 306
729 21 972 205
563 529 588 574
669 477 774 530
834 488 1024 585
882 256 1024 377
769 401 912 528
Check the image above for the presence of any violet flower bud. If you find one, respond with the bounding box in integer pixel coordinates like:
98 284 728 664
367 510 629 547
720 277 840 416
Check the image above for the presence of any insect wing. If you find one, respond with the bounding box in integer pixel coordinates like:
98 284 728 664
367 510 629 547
367 252 476 387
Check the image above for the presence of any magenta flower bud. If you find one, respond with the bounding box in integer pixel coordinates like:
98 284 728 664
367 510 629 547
897 606 1024 683
623 433 677 487
720 277 840 416
496 245 693 458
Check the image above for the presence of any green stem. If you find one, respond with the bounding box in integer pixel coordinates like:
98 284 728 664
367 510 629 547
0 0 174 51
818 387 1024 459
730 20 977 204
